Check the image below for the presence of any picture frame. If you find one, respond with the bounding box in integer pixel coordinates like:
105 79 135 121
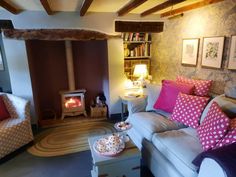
228 35 236 70
181 38 199 66
0 49 4 70
201 36 225 69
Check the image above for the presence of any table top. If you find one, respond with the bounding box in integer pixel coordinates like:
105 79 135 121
88 134 140 166
119 94 146 103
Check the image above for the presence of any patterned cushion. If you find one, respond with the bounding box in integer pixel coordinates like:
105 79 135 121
214 129 236 148
215 118 236 148
1 94 18 118
197 102 230 151
153 80 194 113
0 96 10 121
176 76 212 97
171 93 209 128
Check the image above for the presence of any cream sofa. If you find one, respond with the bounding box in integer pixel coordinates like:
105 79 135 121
0 93 34 159
127 85 236 177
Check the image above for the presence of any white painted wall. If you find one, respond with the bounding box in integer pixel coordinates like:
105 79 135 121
0 11 160 34
0 11 160 120
2 37 36 123
107 39 126 115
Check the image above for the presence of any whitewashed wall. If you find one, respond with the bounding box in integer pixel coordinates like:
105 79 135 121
0 11 161 121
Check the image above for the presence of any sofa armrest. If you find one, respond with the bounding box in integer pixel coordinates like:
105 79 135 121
198 158 227 177
127 97 147 115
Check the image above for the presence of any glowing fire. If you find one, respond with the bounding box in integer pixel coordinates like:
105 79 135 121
65 97 82 108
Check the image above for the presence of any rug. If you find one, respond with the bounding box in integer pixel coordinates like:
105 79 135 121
28 121 116 157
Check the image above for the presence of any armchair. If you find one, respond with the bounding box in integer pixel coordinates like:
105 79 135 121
0 93 34 159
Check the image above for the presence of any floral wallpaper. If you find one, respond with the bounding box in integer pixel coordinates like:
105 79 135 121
151 0 236 94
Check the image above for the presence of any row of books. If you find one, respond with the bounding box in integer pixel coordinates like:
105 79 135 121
122 32 151 42
125 43 151 57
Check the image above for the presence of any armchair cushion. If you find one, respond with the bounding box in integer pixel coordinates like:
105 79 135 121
0 96 10 121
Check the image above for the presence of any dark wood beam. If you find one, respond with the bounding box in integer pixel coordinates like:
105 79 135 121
40 0 54 15
117 0 148 16
161 0 224 18
115 21 164 33
0 0 21 14
141 0 185 17
80 0 93 16
3 29 121 41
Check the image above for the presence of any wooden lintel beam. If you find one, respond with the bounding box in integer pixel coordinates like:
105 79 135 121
40 0 54 15
80 0 93 16
3 29 121 41
117 0 148 16
161 0 224 18
141 0 185 17
0 0 21 14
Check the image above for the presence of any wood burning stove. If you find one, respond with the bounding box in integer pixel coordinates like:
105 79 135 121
60 89 87 119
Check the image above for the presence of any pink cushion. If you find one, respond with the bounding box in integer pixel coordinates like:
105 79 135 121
197 102 230 151
0 96 10 121
214 118 236 148
176 76 212 96
153 80 194 113
171 93 209 128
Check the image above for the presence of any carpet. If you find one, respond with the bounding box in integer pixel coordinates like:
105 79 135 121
28 121 116 157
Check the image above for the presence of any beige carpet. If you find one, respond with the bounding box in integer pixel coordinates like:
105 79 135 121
28 121 116 157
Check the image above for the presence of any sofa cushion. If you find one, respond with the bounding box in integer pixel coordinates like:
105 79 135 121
200 95 236 123
152 128 202 177
197 102 230 151
176 76 212 97
153 80 194 113
171 93 209 128
144 83 161 111
128 112 185 141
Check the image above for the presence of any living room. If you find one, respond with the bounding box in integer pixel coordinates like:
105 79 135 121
0 0 235 177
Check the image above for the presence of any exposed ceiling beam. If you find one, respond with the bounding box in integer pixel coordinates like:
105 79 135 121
141 0 185 17
161 0 224 18
117 0 148 16
0 0 21 14
40 0 54 15
80 0 93 16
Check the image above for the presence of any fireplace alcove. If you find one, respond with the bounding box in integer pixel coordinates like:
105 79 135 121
26 39 109 122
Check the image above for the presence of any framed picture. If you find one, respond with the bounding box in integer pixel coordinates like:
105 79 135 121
201 36 225 68
0 49 4 70
181 38 199 66
228 35 236 70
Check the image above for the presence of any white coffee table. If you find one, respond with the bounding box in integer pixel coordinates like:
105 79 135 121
88 134 141 177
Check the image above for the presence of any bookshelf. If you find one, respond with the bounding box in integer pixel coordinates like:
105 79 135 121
122 32 151 80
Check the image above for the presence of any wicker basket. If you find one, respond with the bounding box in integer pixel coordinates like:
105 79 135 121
90 106 107 118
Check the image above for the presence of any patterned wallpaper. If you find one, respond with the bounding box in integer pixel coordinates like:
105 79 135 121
151 0 236 94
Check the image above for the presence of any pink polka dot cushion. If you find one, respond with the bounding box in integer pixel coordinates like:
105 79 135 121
197 102 230 151
214 118 236 148
176 76 212 97
153 80 195 113
171 93 209 128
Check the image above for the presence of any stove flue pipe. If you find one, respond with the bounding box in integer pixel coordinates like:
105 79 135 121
65 41 75 91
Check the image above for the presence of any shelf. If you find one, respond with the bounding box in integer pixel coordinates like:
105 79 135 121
123 41 151 44
124 56 151 59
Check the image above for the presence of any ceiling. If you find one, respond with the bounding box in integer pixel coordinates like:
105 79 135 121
0 0 222 17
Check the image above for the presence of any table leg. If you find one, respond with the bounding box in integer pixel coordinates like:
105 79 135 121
121 102 124 121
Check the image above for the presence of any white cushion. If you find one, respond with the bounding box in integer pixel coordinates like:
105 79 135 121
144 83 161 111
